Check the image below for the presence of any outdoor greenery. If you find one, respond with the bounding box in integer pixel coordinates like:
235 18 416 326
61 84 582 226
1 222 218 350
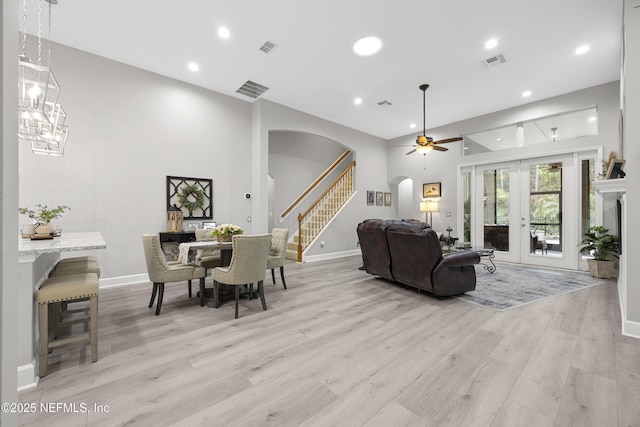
19 204 70 225
578 226 619 261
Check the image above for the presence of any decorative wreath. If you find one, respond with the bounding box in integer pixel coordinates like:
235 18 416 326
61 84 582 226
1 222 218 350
177 184 205 213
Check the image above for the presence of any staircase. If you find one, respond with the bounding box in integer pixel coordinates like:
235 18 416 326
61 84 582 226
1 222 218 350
286 160 355 262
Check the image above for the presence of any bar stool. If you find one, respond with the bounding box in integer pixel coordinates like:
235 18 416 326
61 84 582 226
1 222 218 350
50 260 101 277
37 272 99 377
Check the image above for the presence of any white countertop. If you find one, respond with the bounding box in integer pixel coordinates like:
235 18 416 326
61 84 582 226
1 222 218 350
18 231 107 255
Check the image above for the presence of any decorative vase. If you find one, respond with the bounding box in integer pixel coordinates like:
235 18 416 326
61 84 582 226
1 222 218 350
35 222 51 236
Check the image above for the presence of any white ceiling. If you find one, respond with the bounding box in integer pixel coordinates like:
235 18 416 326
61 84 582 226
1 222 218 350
24 0 623 140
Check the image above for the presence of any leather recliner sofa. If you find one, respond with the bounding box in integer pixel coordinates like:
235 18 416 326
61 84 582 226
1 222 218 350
357 219 480 296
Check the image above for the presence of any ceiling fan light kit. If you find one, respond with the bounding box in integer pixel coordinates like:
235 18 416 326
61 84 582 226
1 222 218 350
406 84 462 156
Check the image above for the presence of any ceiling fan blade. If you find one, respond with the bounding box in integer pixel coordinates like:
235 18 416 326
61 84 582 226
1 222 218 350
432 137 463 145
405 148 417 155
432 145 448 152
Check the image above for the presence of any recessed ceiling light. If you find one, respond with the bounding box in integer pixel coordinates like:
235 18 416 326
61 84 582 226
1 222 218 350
218 27 230 39
409 123 416 129
485 39 498 49
354 97 363 105
353 36 382 56
575 45 590 55
522 90 532 98
188 62 199 72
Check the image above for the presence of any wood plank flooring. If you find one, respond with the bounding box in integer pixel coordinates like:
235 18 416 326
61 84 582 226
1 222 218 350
18 256 640 426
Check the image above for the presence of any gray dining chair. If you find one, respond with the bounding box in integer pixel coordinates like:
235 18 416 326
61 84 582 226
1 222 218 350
142 234 206 315
267 228 289 289
212 233 272 319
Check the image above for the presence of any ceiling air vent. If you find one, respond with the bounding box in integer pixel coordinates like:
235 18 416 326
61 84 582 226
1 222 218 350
236 80 269 99
377 100 392 107
482 53 507 68
259 40 278 54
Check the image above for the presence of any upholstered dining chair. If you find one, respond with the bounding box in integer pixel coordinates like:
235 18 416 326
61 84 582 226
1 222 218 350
267 228 289 289
212 233 272 319
194 229 222 279
142 234 206 315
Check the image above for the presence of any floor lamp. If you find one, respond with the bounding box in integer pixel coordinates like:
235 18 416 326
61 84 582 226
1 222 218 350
420 201 438 227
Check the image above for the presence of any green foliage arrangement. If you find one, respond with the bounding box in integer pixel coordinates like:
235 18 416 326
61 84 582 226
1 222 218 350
177 184 205 213
210 223 244 238
578 226 619 261
19 204 70 224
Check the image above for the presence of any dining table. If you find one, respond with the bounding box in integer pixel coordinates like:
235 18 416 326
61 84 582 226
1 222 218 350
177 240 233 265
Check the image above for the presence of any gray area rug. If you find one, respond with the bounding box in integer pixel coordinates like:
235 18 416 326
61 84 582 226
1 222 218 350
456 263 604 311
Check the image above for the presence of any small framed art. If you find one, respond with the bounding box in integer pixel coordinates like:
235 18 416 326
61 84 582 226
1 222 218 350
384 192 392 206
376 192 383 206
423 182 441 198
367 191 375 205
605 159 626 179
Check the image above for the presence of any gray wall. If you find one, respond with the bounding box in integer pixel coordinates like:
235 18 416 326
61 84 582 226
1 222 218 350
2 0 19 422
18 40 253 279
256 100 393 258
387 81 621 235
269 130 346 224
623 0 640 324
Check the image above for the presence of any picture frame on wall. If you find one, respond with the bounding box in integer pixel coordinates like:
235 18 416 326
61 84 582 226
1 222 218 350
376 191 383 206
384 192 392 206
423 182 441 198
366 191 375 205
202 221 217 229
605 159 626 179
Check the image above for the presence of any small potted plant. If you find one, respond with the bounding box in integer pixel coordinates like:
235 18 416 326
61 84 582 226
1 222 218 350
210 223 243 242
578 225 619 279
19 204 70 236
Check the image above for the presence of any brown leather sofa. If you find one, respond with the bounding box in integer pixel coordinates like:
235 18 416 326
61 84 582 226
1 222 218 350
357 219 480 296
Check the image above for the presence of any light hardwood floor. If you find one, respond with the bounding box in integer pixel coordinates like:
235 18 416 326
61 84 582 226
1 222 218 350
19 256 640 426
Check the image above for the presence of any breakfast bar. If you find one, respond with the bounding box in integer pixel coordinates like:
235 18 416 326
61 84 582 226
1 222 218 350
17 232 106 390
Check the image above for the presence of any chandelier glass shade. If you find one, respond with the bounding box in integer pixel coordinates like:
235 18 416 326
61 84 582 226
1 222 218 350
416 145 433 155
18 0 68 156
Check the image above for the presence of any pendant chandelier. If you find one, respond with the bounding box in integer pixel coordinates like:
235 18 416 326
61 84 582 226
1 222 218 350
18 0 68 156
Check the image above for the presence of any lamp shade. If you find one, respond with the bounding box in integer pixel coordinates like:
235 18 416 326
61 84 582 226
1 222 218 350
416 145 433 155
420 201 438 212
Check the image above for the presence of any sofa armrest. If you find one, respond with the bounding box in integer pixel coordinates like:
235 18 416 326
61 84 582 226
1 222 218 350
439 251 480 268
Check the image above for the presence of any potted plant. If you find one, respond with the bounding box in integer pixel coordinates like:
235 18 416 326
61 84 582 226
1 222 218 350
578 225 619 279
19 204 70 236
210 223 243 242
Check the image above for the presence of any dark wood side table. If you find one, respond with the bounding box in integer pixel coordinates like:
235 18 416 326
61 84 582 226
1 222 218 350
159 231 195 261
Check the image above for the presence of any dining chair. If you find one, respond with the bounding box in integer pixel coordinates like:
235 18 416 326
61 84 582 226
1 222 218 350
142 234 206 315
267 228 289 289
194 229 222 281
213 233 272 319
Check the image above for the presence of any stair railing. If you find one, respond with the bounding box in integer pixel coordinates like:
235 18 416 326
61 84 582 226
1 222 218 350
296 160 355 261
280 149 351 220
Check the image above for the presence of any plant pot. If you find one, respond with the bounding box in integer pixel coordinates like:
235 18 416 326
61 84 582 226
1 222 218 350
587 259 615 279
21 224 36 238
216 235 232 242
35 222 52 236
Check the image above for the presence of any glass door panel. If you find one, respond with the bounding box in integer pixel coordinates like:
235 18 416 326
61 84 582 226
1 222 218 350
483 168 510 252
529 162 563 256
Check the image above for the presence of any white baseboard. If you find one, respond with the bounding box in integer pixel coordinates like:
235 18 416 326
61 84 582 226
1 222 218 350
99 273 149 289
303 249 360 263
618 279 640 339
622 319 640 339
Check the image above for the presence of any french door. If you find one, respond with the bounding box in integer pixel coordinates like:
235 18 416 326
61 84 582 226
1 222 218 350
468 154 578 269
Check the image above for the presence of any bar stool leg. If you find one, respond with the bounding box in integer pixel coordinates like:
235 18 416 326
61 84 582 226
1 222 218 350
38 303 49 377
90 295 98 362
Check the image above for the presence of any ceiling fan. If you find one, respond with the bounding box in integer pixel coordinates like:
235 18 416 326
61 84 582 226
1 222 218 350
406 84 463 155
